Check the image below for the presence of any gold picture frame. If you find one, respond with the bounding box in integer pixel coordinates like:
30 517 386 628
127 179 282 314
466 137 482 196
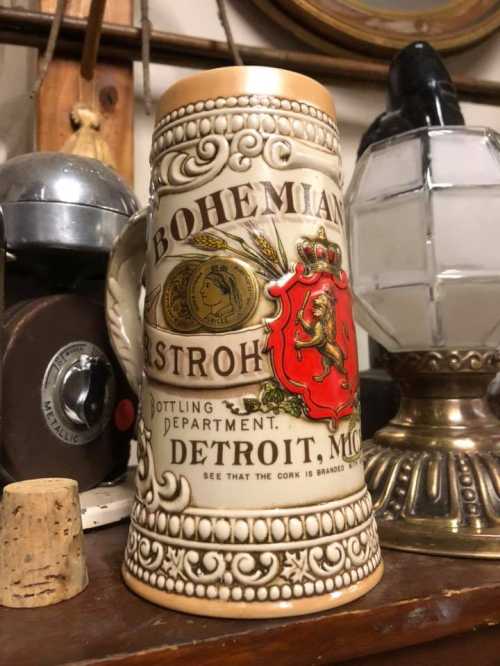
254 0 500 57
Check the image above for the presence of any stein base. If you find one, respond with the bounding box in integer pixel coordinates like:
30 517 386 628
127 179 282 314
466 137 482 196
122 562 384 619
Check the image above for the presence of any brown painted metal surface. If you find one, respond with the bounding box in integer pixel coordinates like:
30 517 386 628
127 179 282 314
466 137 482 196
1 522 499 665
1 295 133 490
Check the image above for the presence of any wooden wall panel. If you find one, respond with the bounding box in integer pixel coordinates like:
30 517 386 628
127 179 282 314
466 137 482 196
37 0 133 185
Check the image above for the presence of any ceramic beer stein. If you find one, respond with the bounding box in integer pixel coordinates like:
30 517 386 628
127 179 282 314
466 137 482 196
106 66 383 618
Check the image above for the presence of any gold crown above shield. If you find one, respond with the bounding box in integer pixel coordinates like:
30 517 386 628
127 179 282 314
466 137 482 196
297 226 342 274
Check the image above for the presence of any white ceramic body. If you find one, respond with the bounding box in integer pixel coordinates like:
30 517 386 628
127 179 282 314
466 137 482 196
107 67 382 618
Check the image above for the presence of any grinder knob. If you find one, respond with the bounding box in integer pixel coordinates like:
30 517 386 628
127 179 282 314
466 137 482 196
61 354 113 428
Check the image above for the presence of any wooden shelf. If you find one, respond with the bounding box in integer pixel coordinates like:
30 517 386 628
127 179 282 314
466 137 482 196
2 522 500 665
0 7 500 105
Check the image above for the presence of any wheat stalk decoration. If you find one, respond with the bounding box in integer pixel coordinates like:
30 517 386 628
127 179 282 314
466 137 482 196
188 233 228 251
186 219 288 281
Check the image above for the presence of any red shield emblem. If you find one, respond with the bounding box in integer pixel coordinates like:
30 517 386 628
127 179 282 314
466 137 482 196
266 262 358 426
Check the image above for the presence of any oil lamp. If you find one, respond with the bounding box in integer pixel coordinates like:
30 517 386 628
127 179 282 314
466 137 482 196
346 43 500 558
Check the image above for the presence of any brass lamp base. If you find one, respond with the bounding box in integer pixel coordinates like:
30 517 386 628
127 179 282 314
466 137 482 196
364 350 500 558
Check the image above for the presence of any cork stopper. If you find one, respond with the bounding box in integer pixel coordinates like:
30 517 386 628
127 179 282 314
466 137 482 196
0 478 88 608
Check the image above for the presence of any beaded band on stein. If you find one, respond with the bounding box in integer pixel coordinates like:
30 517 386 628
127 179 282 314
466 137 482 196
148 93 342 202
151 95 339 161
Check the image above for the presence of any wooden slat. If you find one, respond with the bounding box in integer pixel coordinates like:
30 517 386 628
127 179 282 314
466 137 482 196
0 7 497 106
36 0 133 185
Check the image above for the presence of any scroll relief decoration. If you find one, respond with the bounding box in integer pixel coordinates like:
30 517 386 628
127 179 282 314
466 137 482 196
135 418 191 514
149 95 342 196
126 418 381 602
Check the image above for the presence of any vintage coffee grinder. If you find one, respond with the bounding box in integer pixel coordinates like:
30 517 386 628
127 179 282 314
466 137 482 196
1 152 139 491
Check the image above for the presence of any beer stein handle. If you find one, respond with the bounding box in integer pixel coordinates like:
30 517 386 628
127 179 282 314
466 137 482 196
106 207 148 395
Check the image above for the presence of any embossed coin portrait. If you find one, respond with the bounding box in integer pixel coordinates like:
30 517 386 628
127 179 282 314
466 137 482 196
201 266 242 319
187 257 260 331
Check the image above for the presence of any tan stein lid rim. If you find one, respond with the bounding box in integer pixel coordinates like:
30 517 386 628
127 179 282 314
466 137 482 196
155 66 336 121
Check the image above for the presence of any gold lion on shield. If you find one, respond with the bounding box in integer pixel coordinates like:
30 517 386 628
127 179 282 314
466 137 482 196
295 291 349 387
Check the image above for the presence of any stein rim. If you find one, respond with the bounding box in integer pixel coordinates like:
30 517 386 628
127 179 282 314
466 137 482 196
155 65 336 121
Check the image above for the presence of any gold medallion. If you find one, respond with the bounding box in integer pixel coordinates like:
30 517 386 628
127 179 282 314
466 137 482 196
162 260 203 333
187 257 259 332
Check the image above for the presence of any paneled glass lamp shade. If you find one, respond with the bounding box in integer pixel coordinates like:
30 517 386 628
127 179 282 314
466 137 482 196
346 126 500 353
346 127 500 558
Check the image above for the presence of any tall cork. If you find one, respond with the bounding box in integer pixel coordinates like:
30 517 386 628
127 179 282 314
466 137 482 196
0 478 88 608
